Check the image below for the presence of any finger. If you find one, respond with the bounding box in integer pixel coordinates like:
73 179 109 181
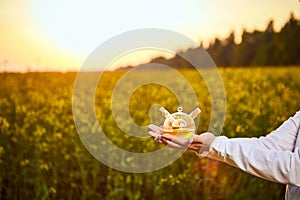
148 124 163 132
154 137 164 144
159 137 189 149
188 146 199 151
188 143 202 151
149 132 165 144
156 138 168 145
161 134 191 146
148 131 161 137
164 140 188 150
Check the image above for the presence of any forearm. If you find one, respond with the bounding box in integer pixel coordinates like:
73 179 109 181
207 136 300 186
227 112 300 152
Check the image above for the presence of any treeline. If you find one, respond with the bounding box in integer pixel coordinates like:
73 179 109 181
117 13 300 70
206 13 300 66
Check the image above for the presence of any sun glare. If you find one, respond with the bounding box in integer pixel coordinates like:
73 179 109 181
29 0 201 55
1 0 298 71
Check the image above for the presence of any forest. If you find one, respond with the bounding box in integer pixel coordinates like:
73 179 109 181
117 13 300 70
206 13 300 66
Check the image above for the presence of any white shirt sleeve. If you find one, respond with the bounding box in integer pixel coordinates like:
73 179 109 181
203 111 300 186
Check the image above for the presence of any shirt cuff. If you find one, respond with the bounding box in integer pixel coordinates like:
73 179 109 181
198 135 229 158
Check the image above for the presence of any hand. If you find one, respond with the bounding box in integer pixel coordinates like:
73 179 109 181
148 124 195 150
148 124 216 155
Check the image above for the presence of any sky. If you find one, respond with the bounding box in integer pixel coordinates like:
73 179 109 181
0 0 299 72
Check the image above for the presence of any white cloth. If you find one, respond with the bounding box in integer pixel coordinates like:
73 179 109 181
202 111 300 199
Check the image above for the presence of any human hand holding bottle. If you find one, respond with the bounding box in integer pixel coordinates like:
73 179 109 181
148 124 216 155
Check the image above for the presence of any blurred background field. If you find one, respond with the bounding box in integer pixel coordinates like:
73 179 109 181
0 67 299 199
1 2 300 199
